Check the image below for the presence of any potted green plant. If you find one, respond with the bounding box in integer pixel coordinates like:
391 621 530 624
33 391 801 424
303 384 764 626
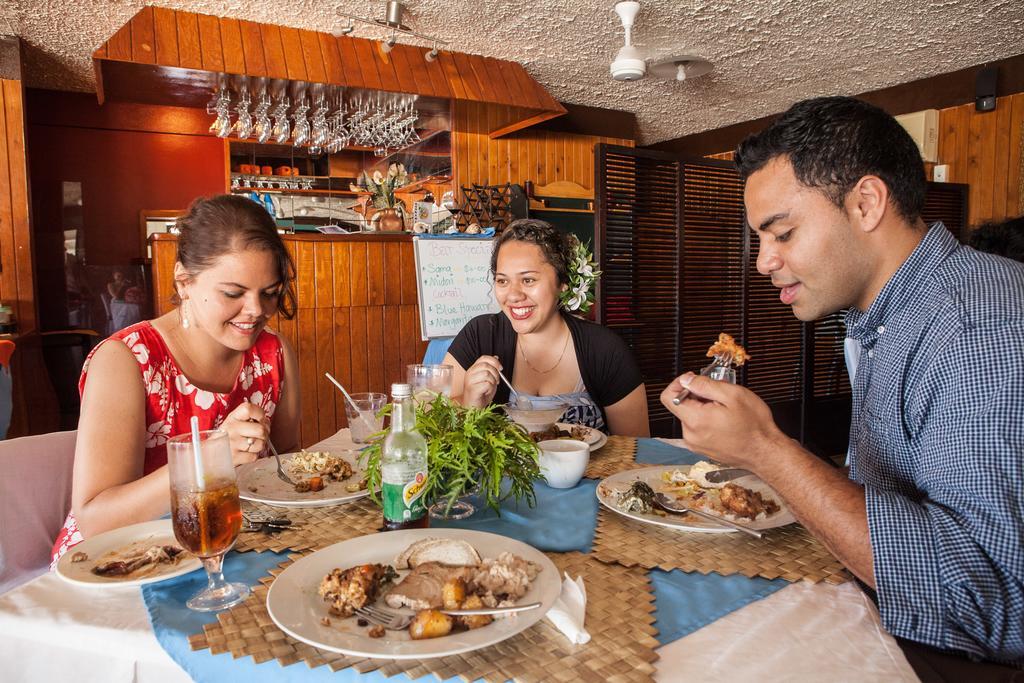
359 395 542 518
351 163 409 231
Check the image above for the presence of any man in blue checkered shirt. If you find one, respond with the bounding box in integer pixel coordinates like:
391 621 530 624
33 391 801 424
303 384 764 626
661 96 1023 669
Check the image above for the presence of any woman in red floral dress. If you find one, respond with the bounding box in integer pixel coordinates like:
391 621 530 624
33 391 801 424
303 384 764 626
52 195 301 564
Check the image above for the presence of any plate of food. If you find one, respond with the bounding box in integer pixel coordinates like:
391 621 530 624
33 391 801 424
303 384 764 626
237 449 368 508
596 462 795 533
55 519 201 588
266 528 561 659
526 423 608 451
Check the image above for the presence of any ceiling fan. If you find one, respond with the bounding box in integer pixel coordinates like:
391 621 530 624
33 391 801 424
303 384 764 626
610 1 713 83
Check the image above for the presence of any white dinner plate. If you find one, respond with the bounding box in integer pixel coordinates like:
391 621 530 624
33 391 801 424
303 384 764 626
596 465 796 533
266 528 561 660
55 519 202 588
552 423 608 451
237 449 369 508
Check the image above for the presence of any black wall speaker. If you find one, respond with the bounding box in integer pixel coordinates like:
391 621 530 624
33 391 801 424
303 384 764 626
976 66 997 112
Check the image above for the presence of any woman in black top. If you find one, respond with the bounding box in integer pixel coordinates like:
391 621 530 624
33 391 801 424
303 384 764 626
444 219 649 436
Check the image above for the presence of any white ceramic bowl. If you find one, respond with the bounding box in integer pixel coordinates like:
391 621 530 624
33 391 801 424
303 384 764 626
505 404 568 432
537 439 590 489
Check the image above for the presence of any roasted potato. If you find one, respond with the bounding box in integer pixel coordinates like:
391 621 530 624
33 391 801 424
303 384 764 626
455 595 493 631
409 610 453 640
442 577 467 610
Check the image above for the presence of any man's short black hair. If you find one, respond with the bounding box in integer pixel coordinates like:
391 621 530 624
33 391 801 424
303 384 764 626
969 215 1024 263
734 96 927 222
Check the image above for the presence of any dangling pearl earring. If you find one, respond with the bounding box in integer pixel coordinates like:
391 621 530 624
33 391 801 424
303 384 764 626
180 299 191 330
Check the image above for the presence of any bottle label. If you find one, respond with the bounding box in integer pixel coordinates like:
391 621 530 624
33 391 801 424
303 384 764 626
383 470 427 522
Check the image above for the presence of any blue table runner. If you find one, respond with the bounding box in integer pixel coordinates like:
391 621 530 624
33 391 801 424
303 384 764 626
143 438 787 681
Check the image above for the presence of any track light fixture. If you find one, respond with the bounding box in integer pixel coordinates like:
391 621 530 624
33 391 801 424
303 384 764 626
331 20 355 37
335 1 448 56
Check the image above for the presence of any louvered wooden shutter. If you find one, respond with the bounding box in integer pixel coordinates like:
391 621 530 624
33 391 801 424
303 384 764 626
595 146 683 436
594 145 969 448
680 163 745 386
921 182 969 242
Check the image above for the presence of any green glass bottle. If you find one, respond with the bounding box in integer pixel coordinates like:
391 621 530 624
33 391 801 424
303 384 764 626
381 383 429 530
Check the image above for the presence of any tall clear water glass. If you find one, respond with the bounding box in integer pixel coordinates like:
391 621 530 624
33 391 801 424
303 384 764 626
406 364 453 404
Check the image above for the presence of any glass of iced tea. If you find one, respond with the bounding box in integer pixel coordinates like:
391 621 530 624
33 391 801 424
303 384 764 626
166 429 249 612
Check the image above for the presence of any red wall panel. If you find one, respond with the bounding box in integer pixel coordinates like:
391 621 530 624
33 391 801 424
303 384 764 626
27 89 224 329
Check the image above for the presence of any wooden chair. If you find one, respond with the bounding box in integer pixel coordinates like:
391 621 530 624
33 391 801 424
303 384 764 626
0 430 76 594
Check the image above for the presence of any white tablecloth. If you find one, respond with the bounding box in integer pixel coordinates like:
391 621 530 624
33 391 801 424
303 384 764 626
0 434 918 682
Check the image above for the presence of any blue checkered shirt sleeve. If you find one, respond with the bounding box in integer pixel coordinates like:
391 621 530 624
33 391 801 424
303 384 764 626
865 317 1024 664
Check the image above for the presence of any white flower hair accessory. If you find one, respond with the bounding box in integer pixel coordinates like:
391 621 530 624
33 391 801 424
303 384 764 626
559 236 601 315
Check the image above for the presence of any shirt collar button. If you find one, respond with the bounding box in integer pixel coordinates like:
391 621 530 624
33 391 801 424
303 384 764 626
877 325 885 334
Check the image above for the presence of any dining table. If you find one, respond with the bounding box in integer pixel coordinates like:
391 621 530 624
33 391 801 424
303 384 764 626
0 430 918 682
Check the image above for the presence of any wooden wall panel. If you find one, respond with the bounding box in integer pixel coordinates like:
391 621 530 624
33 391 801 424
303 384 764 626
451 101 634 191
196 14 225 72
129 7 156 64
2 64 51 437
0 80 35 332
260 24 288 80
175 12 202 70
238 20 268 77
219 18 246 75
351 40 383 91
314 306 336 440
319 33 345 86
298 30 327 84
152 7 180 67
937 92 1024 226
96 9 564 130
151 235 427 446
279 27 307 82
702 92 1024 228
107 22 133 62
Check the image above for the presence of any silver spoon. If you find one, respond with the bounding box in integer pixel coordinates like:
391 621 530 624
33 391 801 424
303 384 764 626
653 492 763 538
497 369 532 409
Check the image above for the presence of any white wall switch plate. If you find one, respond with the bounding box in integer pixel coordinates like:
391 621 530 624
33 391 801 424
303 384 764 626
933 164 949 182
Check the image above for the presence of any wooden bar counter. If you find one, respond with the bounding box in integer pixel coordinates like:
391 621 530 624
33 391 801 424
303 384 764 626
151 232 428 447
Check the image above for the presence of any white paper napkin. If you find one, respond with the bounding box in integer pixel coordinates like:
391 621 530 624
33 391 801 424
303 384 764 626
544 572 591 644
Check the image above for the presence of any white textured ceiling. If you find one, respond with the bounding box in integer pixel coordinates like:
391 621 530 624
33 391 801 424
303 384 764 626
3 0 1023 144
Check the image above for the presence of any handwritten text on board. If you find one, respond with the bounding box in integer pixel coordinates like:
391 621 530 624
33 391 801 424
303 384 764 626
413 238 501 339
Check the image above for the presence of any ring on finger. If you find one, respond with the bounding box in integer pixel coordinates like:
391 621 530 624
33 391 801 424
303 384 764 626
246 436 255 451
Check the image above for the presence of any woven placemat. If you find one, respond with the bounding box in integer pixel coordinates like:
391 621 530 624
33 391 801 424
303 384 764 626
592 508 851 585
190 551 659 682
236 498 381 554
585 436 637 479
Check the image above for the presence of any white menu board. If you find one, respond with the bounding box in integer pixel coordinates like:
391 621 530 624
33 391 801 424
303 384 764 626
413 237 501 340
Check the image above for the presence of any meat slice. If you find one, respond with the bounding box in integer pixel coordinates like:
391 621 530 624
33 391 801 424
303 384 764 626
92 545 184 576
384 562 472 611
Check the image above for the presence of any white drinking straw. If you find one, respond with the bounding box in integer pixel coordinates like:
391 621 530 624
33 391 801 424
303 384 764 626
189 415 205 491
324 372 361 414
324 372 376 438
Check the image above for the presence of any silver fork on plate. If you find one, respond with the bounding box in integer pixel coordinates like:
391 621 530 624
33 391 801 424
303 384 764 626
354 601 544 630
267 441 295 486
653 492 762 538
355 604 416 630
